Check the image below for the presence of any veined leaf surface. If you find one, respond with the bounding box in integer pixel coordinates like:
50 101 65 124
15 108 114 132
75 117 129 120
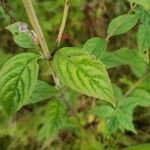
107 14 138 37
83 37 107 58
28 80 59 104
39 99 66 139
0 53 39 114
53 47 116 106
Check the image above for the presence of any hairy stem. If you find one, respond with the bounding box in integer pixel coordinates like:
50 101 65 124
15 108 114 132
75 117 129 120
22 0 50 59
22 0 60 85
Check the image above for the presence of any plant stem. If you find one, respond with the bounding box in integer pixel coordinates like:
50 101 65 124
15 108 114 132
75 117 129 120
22 0 59 86
125 71 150 96
56 0 70 48
22 0 50 60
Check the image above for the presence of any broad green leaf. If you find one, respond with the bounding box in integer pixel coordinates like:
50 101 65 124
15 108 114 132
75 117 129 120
107 14 138 37
116 109 136 133
136 9 150 30
105 106 136 133
53 47 116 106
115 88 150 133
122 143 150 150
38 99 66 139
6 22 20 34
0 53 39 114
129 0 150 10
101 48 148 77
120 97 137 110
136 9 150 64
101 88 150 134
6 22 35 48
138 24 150 54
27 80 59 104
106 115 119 133
132 89 150 107
91 105 114 118
122 89 150 110
136 9 150 62
83 37 107 58
13 32 35 48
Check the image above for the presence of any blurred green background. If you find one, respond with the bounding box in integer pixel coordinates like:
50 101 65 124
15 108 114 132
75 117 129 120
0 0 150 150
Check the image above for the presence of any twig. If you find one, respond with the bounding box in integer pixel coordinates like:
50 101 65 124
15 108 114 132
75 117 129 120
22 0 50 60
125 71 150 96
22 0 59 86
56 0 70 48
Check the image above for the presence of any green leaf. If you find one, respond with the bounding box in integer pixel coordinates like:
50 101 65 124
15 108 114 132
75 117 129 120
129 0 150 10
106 115 119 133
27 80 59 104
91 105 114 118
13 32 35 49
6 22 35 48
116 109 136 133
116 88 150 133
83 37 107 58
53 47 116 106
107 14 138 37
132 89 150 107
122 143 150 150
136 9 150 62
38 99 66 139
105 106 136 133
136 9 150 29
138 24 150 54
101 48 148 77
0 53 39 114
120 89 150 111
6 22 20 34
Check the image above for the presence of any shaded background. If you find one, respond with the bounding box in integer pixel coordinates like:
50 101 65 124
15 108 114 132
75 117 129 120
0 0 150 150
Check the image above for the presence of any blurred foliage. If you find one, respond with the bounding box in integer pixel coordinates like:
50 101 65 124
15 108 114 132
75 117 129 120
0 0 150 150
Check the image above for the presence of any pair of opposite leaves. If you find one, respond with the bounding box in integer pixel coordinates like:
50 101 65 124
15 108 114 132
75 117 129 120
0 47 116 114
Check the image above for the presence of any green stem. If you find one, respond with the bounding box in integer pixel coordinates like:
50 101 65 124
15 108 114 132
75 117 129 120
22 0 50 60
56 0 70 47
22 0 60 86
125 71 150 96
